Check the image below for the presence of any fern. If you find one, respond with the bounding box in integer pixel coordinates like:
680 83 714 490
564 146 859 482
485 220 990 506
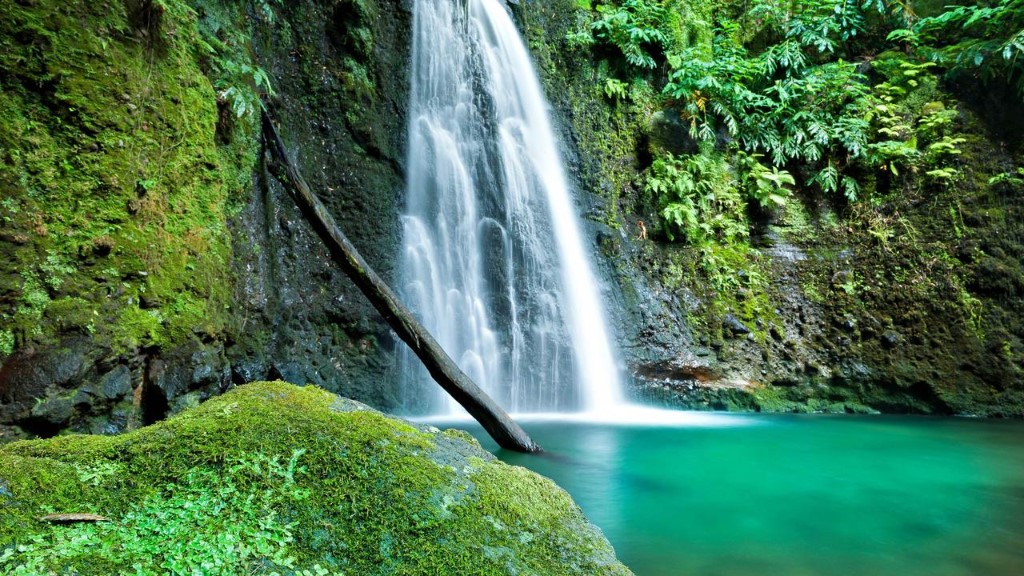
911 0 1024 96
665 27 873 196
648 152 748 244
590 0 675 69
736 152 795 208
604 78 629 100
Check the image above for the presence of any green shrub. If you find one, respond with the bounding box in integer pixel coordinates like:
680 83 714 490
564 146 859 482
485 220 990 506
907 0 1024 97
648 151 748 243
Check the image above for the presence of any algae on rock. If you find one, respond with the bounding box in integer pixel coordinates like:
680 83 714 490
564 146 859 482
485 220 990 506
0 0 256 356
0 0 262 435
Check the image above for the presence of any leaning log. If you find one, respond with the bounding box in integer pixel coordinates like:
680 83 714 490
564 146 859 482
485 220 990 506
260 108 541 453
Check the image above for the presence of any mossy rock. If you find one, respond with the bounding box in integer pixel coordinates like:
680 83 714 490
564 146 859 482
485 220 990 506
0 0 258 359
0 381 633 575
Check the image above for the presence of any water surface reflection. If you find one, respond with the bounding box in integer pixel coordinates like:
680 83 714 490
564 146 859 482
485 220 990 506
437 414 1024 576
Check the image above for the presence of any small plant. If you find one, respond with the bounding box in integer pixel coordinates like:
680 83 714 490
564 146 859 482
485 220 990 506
735 152 794 208
0 450 325 575
75 462 122 487
40 251 76 291
214 62 274 118
604 77 629 100
565 29 596 50
17 271 50 323
647 151 748 244
0 198 19 224
0 330 14 357
837 270 860 296
196 26 276 119
341 57 375 102
989 167 1024 188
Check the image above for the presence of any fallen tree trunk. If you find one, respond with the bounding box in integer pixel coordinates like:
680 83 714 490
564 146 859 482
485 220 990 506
260 108 540 453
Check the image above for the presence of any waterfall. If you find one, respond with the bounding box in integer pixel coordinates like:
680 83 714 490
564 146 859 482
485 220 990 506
399 0 621 414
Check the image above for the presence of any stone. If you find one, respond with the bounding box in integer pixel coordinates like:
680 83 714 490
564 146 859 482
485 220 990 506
29 395 75 428
147 358 188 402
723 314 751 336
0 339 90 405
0 382 633 575
881 331 900 349
99 366 132 401
189 347 220 386
231 358 268 384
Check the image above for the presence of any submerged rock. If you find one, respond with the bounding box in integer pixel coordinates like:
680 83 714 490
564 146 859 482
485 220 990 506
0 381 632 575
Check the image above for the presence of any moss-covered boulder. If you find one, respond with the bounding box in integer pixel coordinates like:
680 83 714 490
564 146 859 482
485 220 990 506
0 381 632 575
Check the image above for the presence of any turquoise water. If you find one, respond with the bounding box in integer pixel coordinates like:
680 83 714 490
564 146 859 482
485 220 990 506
451 414 1024 576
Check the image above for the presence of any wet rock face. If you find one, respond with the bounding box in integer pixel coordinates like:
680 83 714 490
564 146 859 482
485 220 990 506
0 338 100 436
0 337 234 438
618 205 1022 417
225 0 412 409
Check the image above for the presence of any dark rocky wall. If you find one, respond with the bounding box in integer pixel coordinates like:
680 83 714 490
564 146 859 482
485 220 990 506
227 0 412 408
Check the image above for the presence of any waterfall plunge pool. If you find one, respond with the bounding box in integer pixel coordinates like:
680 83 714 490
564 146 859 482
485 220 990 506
433 411 1024 575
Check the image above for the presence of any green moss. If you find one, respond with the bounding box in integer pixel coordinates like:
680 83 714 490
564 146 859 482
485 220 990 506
659 240 777 344
0 0 259 359
0 382 632 575
112 306 163 353
750 385 808 413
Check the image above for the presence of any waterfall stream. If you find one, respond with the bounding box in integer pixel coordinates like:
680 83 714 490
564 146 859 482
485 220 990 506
399 0 621 415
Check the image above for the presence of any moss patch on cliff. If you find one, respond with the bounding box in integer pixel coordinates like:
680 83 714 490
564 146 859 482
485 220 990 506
0 0 260 361
0 381 632 575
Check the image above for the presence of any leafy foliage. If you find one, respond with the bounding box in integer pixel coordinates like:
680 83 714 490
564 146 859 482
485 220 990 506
663 11 877 199
908 0 1024 96
990 167 1024 188
647 150 794 243
568 0 711 73
648 152 748 243
736 152 795 208
573 0 990 216
589 0 676 68
0 329 13 357
191 1 279 118
864 59 966 186
0 450 326 575
746 0 880 53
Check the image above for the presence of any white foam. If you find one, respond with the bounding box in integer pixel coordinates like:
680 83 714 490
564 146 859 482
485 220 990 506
412 403 757 428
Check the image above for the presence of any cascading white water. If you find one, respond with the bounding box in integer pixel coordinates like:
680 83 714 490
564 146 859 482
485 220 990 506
399 0 621 414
